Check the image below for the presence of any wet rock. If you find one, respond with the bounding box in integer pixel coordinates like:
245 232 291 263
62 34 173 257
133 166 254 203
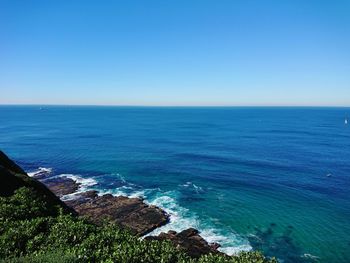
29 170 50 180
1 150 224 258
64 190 99 206
37 167 223 258
145 228 221 258
41 175 169 235
45 177 80 197
68 194 169 236
77 190 99 199
210 242 221 250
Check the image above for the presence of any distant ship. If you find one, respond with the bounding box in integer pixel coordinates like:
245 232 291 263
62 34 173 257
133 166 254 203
346 118 348 125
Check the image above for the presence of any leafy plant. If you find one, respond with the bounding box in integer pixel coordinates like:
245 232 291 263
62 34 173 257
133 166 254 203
0 187 277 263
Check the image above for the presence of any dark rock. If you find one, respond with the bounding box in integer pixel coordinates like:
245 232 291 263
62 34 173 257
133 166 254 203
66 194 169 236
0 150 223 258
178 227 199 238
45 177 81 197
39 174 169 236
145 228 222 258
30 170 50 180
65 190 99 207
40 169 224 257
210 242 221 250
78 190 99 199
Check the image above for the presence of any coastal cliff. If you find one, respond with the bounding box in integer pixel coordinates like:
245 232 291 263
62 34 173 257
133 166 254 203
29 158 224 256
0 151 276 263
41 174 170 236
0 151 73 214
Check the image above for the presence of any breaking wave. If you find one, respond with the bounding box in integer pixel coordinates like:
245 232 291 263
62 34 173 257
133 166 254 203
27 167 251 255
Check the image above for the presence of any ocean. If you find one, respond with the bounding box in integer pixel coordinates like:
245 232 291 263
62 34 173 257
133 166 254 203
1 106 349 263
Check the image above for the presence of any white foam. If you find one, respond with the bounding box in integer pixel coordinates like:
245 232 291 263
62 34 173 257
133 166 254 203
181 182 192 187
58 173 98 200
96 186 144 197
202 229 252 255
180 181 204 193
97 188 127 197
302 253 320 260
113 172 127 183
145 191 252 255
129 190 146 198
28 167 53 177
29 168 252 255
59 174 97 189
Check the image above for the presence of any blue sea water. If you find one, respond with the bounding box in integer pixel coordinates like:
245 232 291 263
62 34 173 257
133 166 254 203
1 106 350 263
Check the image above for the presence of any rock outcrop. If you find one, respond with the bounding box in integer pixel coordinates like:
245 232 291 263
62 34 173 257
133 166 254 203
45 177 81 197
145 228 221 258
38 173 169 236
1 150 223 257
65 194 169 235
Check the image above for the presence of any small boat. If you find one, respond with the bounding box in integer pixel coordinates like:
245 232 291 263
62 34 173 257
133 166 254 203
345 118 348 125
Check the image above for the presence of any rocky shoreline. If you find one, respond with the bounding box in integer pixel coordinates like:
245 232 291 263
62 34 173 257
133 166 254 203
32 172 222 257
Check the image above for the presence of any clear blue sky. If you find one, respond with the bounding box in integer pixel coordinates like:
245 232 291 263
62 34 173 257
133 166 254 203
1 0 349 106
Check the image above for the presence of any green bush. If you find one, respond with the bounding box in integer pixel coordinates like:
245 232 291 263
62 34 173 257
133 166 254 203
0 187 60 223
198 252 278 263
0 250 78 263
0 187 277 263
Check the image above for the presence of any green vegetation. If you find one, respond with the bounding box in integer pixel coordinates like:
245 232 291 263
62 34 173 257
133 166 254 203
0 187 277 263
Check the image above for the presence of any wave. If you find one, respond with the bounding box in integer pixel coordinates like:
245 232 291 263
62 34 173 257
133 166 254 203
56 173 98 200
28 167 53 177
302 253 320 260
144 190 252 255
83 179 251 255
59 173 98 190
97 186 157 200
180 181 204 194
28 167 251 255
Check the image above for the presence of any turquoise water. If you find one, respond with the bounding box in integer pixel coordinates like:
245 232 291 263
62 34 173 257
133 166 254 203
1 106 350 262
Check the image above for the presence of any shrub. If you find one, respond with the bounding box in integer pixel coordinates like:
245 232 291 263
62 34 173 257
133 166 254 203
0 187 60 223
0 187 277 263
1 250 79 263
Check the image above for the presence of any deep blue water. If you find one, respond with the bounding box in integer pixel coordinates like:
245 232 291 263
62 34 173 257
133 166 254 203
1 106 350 263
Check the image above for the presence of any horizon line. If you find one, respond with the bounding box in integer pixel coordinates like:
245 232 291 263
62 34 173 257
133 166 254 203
0 103 350 108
